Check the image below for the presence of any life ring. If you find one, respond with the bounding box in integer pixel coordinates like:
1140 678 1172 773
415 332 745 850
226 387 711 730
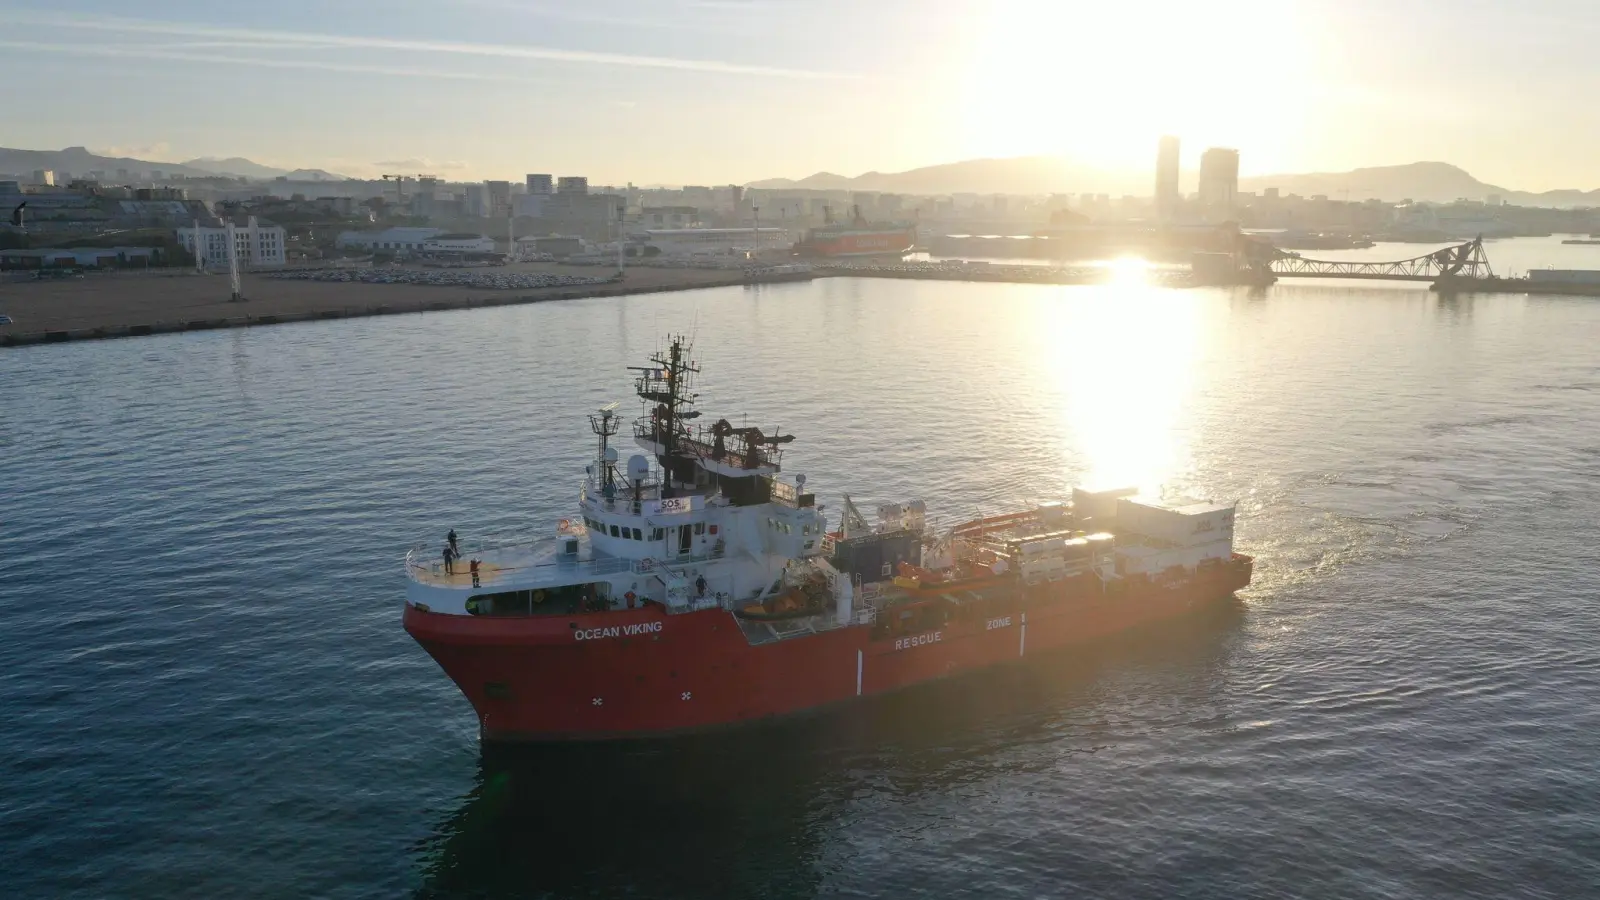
533 590 547 605
558 518 571 531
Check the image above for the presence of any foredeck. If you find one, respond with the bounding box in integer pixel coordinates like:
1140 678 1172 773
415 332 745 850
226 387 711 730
406 535 631 591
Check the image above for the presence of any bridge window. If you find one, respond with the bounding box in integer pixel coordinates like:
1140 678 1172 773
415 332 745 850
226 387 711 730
650 528 664 541
694 523 705 535
609 525 620 538
631 527 643 540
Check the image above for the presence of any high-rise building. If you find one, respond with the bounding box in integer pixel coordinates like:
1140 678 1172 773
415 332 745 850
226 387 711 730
557 176 588 195
32 169 56 187
526 174 553 195
484 180 513 218
1155 136 1180 223
464 184 490 217
1198 148 1239 217
412 177 440 217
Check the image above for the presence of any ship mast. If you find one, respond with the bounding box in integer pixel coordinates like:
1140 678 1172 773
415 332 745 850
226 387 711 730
588 401 620 495
631 335 701 497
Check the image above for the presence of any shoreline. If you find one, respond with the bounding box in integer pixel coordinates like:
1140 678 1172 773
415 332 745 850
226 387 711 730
0 264 793 348
4 263 1589 348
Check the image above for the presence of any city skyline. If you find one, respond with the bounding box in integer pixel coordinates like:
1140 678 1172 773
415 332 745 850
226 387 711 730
4 0 1599 189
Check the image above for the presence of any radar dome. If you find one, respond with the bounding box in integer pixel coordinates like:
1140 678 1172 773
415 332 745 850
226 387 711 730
603 447 619 463
627 454 650 482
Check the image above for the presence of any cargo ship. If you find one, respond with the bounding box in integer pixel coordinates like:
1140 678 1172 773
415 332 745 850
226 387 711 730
402 338 1254 741
792 206 916 258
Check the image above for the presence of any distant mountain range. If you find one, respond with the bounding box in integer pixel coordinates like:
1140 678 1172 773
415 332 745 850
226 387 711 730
6 144 1598 206
180 156 346 181
0 146 347 182
751 158 1600 207
749 157 1146 197
1240 162 1600 208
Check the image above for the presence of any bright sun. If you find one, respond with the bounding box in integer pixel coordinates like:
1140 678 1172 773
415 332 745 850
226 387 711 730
1106 256 1148 285
958 0 1313 172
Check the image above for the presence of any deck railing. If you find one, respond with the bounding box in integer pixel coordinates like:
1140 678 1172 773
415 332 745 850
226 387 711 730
405 536 630 589
405 536 728 590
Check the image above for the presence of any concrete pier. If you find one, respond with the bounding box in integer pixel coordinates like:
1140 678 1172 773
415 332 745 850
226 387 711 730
0 264 786 347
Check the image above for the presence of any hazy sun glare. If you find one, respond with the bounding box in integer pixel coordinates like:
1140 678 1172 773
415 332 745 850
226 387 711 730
1036 284 1204 497
1106 256 1149 286
960 0 1314 172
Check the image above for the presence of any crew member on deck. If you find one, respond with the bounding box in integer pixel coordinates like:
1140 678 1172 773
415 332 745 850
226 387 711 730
443 544 456 575
696 574 707 598
447 529 460 558
469 558 481 588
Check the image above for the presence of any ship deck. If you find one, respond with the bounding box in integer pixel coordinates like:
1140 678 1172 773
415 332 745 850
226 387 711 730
407 536 632 591
735 611 847 646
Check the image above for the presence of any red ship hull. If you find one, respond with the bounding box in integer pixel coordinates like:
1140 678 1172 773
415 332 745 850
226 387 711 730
405 556 1253 741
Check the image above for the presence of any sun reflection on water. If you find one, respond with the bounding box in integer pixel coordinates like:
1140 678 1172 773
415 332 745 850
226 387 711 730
1105 256 1150 286
1034 281 1204 498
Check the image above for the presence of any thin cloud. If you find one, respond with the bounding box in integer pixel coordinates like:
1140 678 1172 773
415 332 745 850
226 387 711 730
92 141 173 159
451 0 700 31
683 0 782 9
374 159 472 171
1 12 854 80
0 41 546 83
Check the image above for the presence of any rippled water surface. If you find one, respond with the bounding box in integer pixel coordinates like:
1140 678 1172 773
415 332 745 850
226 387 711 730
4 250 1600 898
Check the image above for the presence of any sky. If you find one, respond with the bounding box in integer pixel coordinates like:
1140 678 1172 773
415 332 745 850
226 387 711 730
3 0 1597 189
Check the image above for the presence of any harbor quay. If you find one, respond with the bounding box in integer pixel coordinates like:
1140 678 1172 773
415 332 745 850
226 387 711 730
0 264 769 346
5 252 1597 348
0 260 1191 347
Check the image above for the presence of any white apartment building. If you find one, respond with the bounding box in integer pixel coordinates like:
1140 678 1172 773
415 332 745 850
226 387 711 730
176 216 287 268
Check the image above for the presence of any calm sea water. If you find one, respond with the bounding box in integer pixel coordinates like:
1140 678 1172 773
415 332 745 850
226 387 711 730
4 237 1599 899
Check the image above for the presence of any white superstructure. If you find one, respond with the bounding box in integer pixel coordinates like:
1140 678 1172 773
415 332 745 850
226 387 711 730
404 339 828 618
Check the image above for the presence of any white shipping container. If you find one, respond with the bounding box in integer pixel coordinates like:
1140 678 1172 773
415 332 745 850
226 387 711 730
1021 538 1064 557
1021 559 1067 579
1175 506 1234 547
1113 544 1165 575
1115 538 1231 575
1116 498 1235 548
1073 486 1136 523
1115 498 1185 545
1037 501 1068 527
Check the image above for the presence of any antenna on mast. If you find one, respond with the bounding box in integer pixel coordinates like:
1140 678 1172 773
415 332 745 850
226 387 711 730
589 401 621 497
